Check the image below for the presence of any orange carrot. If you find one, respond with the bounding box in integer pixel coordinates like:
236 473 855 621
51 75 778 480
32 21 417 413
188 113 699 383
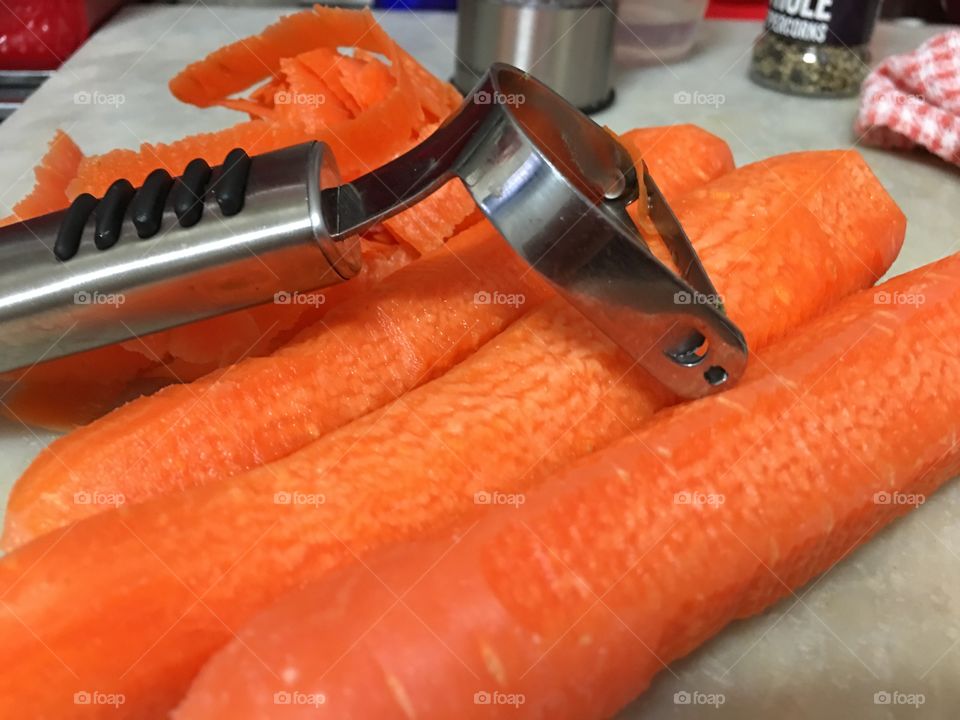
175 253 960 719
0 130 82 225
2 124 735 546
0 150 902 719
620 124 735 196
1 220 550 549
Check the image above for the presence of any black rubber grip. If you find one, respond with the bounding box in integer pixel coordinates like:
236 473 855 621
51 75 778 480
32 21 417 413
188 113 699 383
171 158 212 228
94 179 135 250
213 148 251 217
131 168 173 239
54 193 98 261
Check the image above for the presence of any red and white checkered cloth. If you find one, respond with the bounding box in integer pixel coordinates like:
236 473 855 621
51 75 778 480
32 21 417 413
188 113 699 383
856 30 960 165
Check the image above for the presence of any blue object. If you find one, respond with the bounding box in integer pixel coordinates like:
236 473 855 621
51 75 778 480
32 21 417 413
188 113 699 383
374 0 456 10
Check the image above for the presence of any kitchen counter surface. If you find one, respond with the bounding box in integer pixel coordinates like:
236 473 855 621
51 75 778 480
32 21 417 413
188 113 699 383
0 6 958 718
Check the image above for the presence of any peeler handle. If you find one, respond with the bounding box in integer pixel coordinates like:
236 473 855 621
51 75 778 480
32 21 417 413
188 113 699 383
0 142 360 374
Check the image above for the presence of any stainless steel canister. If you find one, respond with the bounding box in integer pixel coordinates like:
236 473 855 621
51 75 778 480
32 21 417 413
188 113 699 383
454 0 617 113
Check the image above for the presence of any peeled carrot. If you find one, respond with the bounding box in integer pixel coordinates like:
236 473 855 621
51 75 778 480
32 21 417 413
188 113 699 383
175 253 960 719
0 130 82 224
1 220 550 549
0 149 902 719
620 124 735 197
2 124 734 547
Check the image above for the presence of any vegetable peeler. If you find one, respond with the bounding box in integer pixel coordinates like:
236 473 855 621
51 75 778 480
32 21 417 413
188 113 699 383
0 64 747 399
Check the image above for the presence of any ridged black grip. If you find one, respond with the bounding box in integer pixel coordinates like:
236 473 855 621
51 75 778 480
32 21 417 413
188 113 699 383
94 179 135 250
214 148 252 217
54 193 98 261
172 158 212 228
131 168 174 239
55 149 253 260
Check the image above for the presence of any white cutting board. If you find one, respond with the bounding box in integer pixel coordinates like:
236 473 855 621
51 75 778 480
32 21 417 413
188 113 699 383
0 7 959 718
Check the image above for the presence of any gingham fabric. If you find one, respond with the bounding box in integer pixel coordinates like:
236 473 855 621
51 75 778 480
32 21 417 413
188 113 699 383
855 30 960 165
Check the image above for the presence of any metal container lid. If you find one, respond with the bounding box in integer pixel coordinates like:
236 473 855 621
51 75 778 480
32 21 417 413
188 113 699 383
454 0 617 113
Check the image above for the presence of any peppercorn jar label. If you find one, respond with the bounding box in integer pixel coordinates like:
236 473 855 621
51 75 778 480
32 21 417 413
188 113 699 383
765 0 882 47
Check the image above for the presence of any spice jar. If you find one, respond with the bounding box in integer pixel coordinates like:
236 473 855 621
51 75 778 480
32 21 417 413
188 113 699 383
750 0 882 97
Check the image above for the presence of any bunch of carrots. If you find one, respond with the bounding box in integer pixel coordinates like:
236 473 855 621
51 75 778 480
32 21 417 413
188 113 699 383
1 5 955 719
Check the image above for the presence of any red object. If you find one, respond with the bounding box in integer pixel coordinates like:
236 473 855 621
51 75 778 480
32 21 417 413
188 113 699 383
856 30 960 166
706 0 767 20
0 1 88 70
0 0 124 71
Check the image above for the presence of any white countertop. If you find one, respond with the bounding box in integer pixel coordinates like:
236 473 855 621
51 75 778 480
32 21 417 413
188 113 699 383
0 6 958 718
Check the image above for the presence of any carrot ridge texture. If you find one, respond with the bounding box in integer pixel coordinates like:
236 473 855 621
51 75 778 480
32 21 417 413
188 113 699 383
0 148 903 718
1 130 82 223
1 222 550 549
177 252 960 720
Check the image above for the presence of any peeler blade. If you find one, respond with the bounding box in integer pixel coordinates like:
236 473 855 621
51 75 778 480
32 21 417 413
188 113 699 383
322 64 748 398
644 165 724 309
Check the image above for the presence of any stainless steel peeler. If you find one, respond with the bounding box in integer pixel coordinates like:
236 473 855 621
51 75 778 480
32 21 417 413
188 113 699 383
0 64 747 399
